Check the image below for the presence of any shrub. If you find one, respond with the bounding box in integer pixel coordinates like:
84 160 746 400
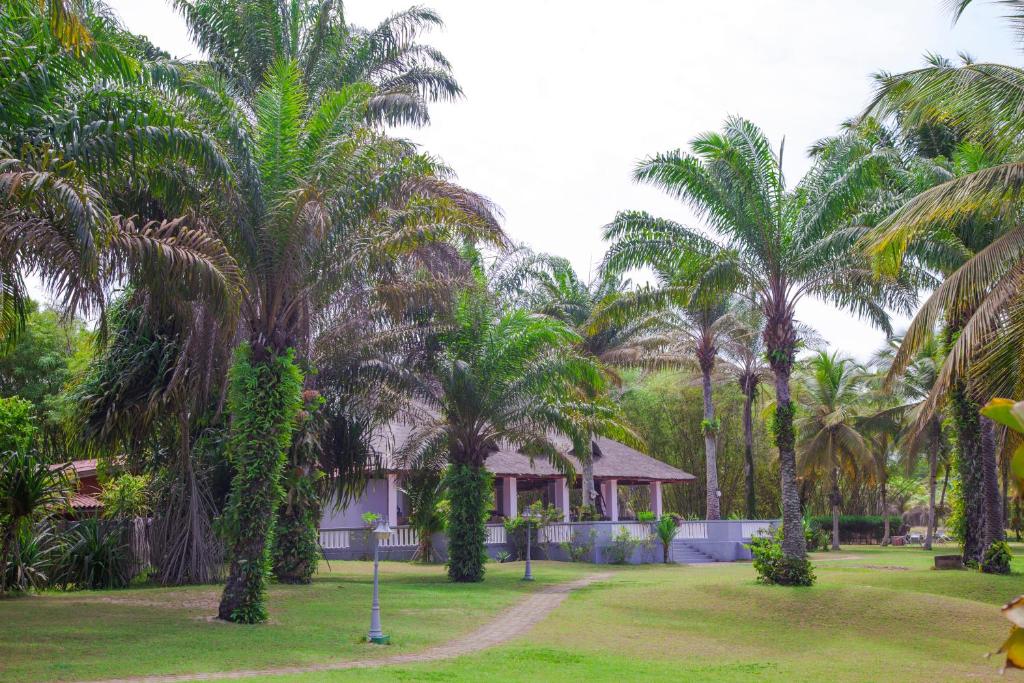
654 515 679 563
636 511 656 522
495 550 511 563
981 541 1012 575
747 527 815 586
100 474 150 520
0 396 37 454
572 504 600 521
560 529 597 563
803 518 830 552
445 464 491 582
55 519 134 590
606 527 639 565
504 503 561 560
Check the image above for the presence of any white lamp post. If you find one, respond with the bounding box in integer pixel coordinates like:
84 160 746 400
368 518 391 644
522 507 535 581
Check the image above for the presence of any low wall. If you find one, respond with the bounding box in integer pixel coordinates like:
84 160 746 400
320 519 780 565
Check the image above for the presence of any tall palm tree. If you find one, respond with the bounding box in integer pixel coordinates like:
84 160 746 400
795 352 874 551
393 272 636 582
172 0 461 125
603 117 915 566
720 302 770 519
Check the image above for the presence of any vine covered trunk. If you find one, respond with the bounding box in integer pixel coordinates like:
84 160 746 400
445 462 489 582
581 438 595 511
272 390 323 584
949 381 986 565
701 362 721 520
217 345 304 623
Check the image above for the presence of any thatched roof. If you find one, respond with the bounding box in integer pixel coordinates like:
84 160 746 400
369 421 694 483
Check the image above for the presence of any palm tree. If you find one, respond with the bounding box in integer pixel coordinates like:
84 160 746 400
172 0 461 125
394 272 636 582
861 46 1024 561
603 117 915 566
794 352 874 551
492 249 669 513
720 302 770 519
869 335 948 550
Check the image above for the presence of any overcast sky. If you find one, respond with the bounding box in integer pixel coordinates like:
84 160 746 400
103 0 1017 360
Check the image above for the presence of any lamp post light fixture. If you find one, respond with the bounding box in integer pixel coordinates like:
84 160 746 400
367 518 392 644
522 507 535 582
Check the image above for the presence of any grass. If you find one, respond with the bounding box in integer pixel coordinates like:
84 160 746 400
0 560 594 682
2 545 1022 682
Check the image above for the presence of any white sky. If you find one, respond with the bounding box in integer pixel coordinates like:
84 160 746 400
102 0 1018 360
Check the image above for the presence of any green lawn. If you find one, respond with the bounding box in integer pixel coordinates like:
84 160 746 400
2 546 1022 682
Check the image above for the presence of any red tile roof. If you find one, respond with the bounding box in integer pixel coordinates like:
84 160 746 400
70 492 102 509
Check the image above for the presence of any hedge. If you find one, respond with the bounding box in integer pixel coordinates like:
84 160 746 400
807 515 906 544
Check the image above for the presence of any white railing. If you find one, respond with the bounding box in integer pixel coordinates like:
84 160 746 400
740 521 772 539
485 524 506 545
539 523 573 544
614 522 652 541
319 529 351 550
675 522 708 540
380 526 419 548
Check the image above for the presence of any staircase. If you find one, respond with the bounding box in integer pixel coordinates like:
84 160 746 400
669 540 715 564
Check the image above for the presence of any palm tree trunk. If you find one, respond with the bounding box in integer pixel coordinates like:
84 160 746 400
938 462 949 533
925 443 938 551
772 366 806 560
217 345 304 623
701 364 721 520
980 416 1004 546
830 467 841 551
949 381 986 565
880 476 891 546
742 388 756 519
581 437 595 513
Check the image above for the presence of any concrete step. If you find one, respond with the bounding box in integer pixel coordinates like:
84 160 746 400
669 541 715 563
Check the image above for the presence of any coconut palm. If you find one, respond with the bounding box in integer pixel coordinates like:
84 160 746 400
868 335 948 549
795 352 875 551
603 117 915 566
393 272 637 582
862 48 1024 561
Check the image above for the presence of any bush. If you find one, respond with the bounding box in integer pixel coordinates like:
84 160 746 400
54 519 134 589
100 474 150 520
806 515 903 544
560 529 597 562
804 518 830 552
606 527 639 565
504 503 561 560
445 464 491 582
654 515 679 563
636 511 656 522
981 540 1012 575
747 527 815 586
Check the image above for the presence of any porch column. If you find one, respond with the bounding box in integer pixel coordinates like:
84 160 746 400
554 477 570 521
386 474 399 526
602 479 619 521
650 480 663 518
502 476 518 518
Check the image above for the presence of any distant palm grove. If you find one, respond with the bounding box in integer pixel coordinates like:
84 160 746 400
2 0 1023 617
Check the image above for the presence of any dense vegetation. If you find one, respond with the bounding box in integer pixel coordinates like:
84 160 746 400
0 0 1022 628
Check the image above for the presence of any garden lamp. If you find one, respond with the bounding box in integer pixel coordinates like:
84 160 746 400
368 518 392 644
522 508 535 581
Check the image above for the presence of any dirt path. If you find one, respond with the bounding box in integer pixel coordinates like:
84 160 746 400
83 572 613 683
